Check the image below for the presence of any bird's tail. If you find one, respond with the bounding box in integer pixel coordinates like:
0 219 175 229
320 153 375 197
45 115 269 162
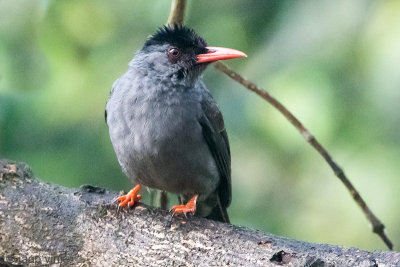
205 195 230 223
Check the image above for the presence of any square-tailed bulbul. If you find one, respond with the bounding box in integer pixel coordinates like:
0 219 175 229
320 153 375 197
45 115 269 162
106 25 246 222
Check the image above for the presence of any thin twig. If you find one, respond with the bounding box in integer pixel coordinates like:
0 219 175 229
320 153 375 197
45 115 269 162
166 0 393 250
159 0 187 210
167 0 187 26
214 61 393 250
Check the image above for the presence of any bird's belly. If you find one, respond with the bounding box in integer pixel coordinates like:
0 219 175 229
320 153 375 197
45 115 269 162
111 105 219 197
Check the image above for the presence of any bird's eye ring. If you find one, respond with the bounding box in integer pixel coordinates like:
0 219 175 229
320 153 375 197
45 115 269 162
168 47 181 62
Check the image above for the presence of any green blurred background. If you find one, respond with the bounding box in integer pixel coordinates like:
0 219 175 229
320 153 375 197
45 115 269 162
1 0 399 251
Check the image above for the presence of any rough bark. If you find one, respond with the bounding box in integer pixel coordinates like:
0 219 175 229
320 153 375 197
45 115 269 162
0 159 399 267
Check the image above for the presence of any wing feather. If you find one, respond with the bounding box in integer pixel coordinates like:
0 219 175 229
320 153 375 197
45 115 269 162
199 95 231 208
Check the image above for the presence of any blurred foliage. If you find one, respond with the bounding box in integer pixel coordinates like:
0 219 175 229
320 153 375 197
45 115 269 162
1 0 399 251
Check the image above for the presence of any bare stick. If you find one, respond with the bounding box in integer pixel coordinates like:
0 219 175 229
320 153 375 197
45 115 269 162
166 0 393 250
167 0 186 26
160 0 187 209
214 61 393 250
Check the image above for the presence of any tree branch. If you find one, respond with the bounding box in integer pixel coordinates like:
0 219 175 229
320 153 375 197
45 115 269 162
166 0 393 251
214 61 393 250
160 0 187 210
0 159 399 266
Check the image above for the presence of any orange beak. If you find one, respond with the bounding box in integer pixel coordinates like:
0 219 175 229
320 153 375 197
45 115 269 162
197 46 247 63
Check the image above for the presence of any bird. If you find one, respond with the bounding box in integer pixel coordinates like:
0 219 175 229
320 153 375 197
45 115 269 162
105 25 246 223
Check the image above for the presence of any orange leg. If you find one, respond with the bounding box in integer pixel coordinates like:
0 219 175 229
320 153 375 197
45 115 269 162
116 184 141 208
171 195 198 216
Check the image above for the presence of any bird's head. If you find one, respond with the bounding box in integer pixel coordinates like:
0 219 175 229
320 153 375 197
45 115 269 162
132 25 246 86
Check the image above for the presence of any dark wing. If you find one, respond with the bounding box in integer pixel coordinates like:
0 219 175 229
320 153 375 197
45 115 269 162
199 94 231 208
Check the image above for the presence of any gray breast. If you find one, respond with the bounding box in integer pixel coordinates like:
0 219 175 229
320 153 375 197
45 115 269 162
106 73 219 198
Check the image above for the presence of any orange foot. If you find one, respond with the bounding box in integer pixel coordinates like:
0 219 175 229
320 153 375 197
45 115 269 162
116 184 141 208
171 195 198 216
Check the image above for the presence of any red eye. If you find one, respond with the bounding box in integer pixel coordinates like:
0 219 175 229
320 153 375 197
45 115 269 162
168 47 181 62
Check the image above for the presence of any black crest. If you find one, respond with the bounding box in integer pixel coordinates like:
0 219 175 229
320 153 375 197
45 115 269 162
143 25 207 53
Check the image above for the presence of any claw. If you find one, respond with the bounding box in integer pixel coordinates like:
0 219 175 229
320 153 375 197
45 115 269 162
171 195 198 216
116 185 141 208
